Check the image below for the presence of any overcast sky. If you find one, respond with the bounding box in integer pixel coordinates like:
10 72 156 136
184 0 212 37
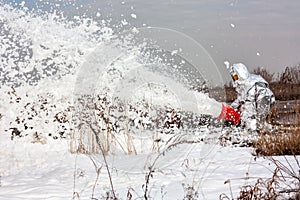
6 0 300 75
121 0 300 74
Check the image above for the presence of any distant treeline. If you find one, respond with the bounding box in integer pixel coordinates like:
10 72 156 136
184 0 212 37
210 64 300 102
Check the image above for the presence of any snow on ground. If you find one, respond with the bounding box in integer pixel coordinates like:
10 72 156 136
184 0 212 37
0 126 281 200
0 80 281 200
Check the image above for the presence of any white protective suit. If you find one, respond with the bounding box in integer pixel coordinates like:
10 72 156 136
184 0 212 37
229 63 275 131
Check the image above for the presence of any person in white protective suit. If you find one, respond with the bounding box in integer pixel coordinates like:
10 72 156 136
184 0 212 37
229 63 275 132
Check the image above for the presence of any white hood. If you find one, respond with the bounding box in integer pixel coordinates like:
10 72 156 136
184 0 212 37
230 63 249 87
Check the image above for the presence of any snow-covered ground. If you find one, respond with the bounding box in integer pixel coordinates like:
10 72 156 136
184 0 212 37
0 129 280 200
0 81 291 199
0 3 299 200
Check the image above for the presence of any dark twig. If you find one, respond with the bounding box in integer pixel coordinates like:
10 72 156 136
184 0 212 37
144 137 199 199
90 124 117 200
89 155 102 199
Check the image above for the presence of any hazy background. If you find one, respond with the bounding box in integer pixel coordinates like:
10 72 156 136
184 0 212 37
5 0 300 75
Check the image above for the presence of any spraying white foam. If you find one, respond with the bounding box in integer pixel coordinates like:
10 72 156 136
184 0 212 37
0 3 225 143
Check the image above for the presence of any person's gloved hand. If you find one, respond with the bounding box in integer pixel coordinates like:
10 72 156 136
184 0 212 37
217 104 241 125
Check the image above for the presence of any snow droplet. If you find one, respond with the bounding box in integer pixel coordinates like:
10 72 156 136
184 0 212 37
96 12 101 17
224 61 230 69
132 27 139 34
131 13 137 19
171 50 178 55
121 19 128 26
230 23 235 28
20 1 25 7
256 52 260 56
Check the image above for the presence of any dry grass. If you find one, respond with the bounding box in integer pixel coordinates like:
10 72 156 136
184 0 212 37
70 95 166 155
254 127 300 156
254 99 300 156
220 155 300 200
234 172 279 200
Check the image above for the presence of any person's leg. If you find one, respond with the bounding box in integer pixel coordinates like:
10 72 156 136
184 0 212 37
241 102 257 132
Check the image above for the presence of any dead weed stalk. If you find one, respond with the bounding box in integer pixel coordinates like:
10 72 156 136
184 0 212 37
220 155 300 199
143 135 200 200
90 124 118 200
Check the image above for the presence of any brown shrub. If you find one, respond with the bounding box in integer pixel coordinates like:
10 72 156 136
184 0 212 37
220 156 300 200
254 127 300 156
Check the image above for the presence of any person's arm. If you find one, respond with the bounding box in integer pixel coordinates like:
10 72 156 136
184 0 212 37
231 98 240 109
231 85 248 110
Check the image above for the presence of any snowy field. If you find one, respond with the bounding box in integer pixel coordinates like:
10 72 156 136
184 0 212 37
0 2 299 200
0 75 276 200
0 124 282 200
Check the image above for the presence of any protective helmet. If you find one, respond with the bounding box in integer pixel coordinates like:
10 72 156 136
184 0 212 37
230 63 249 85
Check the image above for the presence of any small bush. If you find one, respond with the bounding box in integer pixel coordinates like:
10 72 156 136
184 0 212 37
254 127 300 156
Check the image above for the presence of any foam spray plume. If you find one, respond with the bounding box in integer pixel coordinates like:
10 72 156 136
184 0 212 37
0 1 226 152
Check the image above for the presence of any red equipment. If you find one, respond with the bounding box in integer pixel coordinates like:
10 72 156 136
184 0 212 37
217 104 241 125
